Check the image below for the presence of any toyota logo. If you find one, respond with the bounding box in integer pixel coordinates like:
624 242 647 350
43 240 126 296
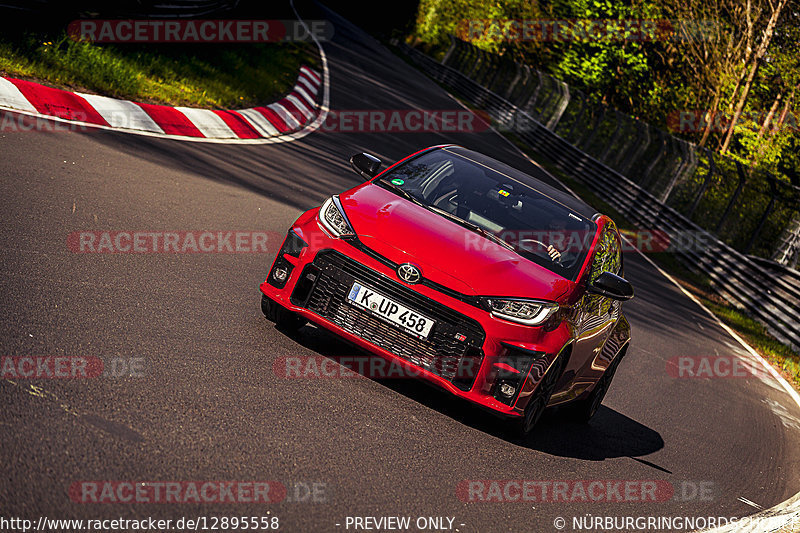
397 263 422 284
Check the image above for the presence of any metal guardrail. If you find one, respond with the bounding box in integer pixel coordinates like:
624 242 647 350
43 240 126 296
434 37 800 264
397 40 800 351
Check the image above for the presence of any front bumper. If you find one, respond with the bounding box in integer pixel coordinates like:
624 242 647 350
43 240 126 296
260 210 572 418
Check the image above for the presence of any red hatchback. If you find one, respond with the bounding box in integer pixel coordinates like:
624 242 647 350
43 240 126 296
260 145 633 435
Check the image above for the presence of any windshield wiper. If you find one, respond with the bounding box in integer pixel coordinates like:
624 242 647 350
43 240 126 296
377 178 427 208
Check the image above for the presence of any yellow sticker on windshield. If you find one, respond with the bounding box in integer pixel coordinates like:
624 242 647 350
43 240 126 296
498 189 510 197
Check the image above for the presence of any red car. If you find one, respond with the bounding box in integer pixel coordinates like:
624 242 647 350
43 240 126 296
260 145 633 435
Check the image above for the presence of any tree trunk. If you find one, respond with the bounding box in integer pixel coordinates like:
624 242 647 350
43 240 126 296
767 86 797 143
751 91 783 165
719 0 788 154
699 89 722 147
719 59 761 153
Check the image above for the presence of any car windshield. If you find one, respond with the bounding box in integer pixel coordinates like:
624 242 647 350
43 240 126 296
375 149 596 280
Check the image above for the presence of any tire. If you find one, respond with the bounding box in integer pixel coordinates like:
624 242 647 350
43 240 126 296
261 294 306 332
571 355 622 423
511 355 565 437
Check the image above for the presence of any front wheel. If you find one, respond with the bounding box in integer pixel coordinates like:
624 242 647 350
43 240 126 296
571 356 622 423
511 355 565 437
261 294 306 332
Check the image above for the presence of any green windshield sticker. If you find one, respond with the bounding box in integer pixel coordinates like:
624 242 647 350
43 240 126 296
391 178 405 185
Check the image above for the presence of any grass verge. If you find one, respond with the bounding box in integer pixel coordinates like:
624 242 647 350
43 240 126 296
0 30 318 108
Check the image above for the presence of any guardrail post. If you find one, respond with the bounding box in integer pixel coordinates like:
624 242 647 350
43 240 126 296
475 49 490 84
680 142 700 189
466 47 483 79
659 138 692 202
504 62 523 100
546 80 570 131
714 161 748 233
460 41 477 77
511 65 532 107
442 36 457 66
537 74 559 122
656 136 683 198
523 70 544 116
448 37 467 72
497 55 510 91
475 47 492 83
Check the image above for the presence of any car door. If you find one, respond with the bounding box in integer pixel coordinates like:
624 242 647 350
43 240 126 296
554 221 623 401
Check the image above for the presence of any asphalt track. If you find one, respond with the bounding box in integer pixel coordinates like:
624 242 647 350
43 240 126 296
2 3 800 532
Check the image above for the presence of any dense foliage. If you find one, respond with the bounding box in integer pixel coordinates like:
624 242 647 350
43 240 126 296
414 0 800 186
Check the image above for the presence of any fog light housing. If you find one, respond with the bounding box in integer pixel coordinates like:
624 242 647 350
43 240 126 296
492 344 547 406
499 382 516 398
273 267 288 282
267 257 293 289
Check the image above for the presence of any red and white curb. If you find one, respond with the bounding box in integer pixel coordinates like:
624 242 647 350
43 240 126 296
0 65 325 143
0 0 329 143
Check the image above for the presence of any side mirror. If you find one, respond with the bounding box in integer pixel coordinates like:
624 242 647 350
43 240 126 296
587 271 634 301
350 152 382 180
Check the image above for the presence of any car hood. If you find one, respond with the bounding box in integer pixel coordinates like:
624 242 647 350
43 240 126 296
339 184 573 300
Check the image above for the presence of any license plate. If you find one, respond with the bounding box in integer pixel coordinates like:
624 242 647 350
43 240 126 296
347 281 436 339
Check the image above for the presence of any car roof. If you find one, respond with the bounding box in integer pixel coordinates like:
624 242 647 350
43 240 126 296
438 145 600 220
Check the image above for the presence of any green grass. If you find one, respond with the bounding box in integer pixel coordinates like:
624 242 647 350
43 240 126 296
0 31 318 108
700 298 800 386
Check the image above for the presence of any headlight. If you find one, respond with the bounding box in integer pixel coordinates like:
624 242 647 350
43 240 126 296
319 196 355 238
484 298 559 325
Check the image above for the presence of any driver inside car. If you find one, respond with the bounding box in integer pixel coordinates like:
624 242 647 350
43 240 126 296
497 184 564 264
544 218 566 263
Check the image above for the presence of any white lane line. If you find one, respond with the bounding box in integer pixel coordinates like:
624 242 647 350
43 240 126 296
738 497 764 510
267 103 301 129
76 93 164 133
237 108 279 137
763 398 800 430
0 78 38 113
174 107 237 138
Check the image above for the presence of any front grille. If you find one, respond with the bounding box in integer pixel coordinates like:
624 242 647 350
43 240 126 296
294 250 485 389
